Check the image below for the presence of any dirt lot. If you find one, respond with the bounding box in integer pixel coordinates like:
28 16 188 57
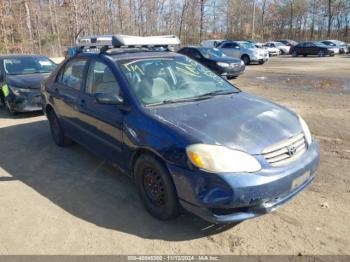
0 56 349 255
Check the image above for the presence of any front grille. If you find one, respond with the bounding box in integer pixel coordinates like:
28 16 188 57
229 63 240 69
262 133 307 167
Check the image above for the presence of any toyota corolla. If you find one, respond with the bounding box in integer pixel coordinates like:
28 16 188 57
41 35 320 223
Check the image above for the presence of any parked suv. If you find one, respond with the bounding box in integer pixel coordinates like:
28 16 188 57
216 41 269 65
41 35 319 224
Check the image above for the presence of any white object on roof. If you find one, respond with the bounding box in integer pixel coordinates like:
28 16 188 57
76 34 181 48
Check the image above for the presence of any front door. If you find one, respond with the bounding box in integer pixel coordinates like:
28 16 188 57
77 59 126 169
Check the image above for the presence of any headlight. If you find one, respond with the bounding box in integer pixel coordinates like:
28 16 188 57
240 60 245 66
216 62 230 68
8 85 32 95
298 115 312 145
186 144 261 173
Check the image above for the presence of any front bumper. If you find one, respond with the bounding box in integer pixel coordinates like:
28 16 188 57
220 66 245 78
5 90 42 112
251 54 269 63
169 141 320 224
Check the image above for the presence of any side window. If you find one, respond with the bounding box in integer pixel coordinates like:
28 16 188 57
85 60 120 96
221 43 234 48
58 59 87 90
188 49 202 59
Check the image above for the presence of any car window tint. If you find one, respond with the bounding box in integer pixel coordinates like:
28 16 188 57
188 49 202 59
59 59 87 90
221 43 235 48
86 60 120 96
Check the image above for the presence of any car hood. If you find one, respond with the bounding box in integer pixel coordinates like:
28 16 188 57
147 92 302 155
5 73 51 89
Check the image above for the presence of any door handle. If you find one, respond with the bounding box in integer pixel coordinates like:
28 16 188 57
78 99 86 107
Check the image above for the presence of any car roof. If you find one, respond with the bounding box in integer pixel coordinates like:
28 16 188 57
0 54 48 59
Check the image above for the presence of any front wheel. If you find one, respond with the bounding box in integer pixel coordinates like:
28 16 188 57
47 109 73 147
134 154 179 220
258 60 265 65
241 55 250 65
292 50 298 57
5 100 16 116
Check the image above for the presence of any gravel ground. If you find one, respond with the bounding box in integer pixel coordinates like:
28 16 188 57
0 55 349 255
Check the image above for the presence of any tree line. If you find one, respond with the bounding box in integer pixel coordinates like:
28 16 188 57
0 0 349 56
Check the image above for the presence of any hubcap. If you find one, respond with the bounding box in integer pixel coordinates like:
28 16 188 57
143 167 166 206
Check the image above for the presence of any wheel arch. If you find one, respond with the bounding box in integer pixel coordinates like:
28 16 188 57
129 147 168 178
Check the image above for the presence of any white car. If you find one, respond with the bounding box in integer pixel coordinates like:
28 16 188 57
215 40 269 65
261 44 280 56
265 42 290 55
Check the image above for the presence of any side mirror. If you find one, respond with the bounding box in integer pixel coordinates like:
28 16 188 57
94 93 124 105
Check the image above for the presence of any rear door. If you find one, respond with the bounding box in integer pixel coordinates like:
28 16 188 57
77 58 126 168
50 58 88 138
219 42 239 58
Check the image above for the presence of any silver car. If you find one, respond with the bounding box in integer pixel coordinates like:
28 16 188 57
216 41 269 65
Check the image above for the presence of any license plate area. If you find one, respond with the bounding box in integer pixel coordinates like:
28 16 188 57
291 171 311 190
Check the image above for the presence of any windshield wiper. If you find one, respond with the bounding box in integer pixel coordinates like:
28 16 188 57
146 95 219 107
194 89 239 98
145 90 239 107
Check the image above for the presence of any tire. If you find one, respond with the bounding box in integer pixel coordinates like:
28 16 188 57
47 109 73 147
318 50 325 57
0 93 5 108
5 100 16 116
279 50 283 55
303 54 307 57
258 60 265 65
241 55 250 65
292 50 298 57
134 153 179 220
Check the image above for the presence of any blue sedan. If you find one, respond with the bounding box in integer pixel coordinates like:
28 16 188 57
41 43 320 224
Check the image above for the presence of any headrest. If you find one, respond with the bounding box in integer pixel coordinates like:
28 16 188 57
103 67 115 82
71 64 84 77
144 63 160 78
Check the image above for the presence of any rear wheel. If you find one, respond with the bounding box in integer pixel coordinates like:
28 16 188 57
292 50 298 57
134 154 179 220
241 55 250 65
318 50 325 57
47 109 73 147
258 60 265 65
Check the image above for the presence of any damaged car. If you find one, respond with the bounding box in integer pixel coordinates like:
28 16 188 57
41 35 320 224
0 55 57 115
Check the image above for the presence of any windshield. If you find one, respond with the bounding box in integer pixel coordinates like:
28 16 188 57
274 42 284 47
199 48 226 58
119 56 239 106
4 56 56 75
238 42 255 49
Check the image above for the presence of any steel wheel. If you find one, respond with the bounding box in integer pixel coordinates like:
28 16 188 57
134 154 179 220
143 167 167 206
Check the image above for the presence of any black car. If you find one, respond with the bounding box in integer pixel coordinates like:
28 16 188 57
0 55 57 115
178 47 245 79
291 42 335 57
